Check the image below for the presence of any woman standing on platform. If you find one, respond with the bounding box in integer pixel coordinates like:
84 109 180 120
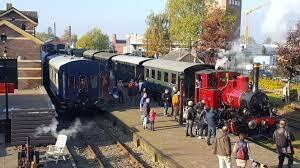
233 133 250 168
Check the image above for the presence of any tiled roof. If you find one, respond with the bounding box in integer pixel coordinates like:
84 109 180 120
0 9 38 23
162 49 189 61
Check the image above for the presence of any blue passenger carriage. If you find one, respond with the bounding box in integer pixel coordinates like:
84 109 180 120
48 55 106 109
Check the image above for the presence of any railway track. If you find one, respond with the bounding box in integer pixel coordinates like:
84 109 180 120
64 117 145 168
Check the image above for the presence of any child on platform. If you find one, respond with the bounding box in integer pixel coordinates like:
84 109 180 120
149 109 157 131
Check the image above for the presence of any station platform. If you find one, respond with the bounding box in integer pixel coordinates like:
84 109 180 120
109 103 300 168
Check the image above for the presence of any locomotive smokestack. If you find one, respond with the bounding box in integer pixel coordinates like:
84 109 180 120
253 63 260 93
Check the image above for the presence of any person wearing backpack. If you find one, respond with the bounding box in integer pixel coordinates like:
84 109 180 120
185 101 196 137
197 106 208 139
233 133 250 168
273 119 295 168
213 126 232 168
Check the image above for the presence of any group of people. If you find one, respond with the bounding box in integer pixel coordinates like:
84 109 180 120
183 100 219 146
213 119 295 168
118 80 296 168
117 79 146 106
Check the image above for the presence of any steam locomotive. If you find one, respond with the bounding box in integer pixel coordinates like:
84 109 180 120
194 63 276 134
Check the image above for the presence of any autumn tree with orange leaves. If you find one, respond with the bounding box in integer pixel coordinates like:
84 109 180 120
194 8 236 65
276 22 300 80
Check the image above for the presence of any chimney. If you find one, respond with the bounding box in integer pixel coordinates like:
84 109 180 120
112 34 117 44
6 3 13 10
252 63 260 93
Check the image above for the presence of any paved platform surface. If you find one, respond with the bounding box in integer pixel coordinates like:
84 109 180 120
0 87 54 119
111 103 300 168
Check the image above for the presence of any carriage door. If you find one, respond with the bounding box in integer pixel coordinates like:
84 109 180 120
62 71 66 99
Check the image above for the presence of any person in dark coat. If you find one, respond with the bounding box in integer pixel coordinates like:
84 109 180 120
273 119 295 168
197 106 208 139
206 108 219 145
194 100 205 137
186 101 196 137
162 89 171 116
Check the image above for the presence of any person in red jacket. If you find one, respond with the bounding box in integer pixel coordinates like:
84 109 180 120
149 109 156 131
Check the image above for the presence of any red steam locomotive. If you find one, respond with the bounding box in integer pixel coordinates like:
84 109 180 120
194 63 276 135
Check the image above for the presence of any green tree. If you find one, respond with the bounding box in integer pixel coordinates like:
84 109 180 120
167 0 207 47
36 32 52 42
143 12 170 57
194 8 236 65
77 27 109 50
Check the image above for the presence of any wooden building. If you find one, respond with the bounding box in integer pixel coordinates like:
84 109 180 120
0 3 44 89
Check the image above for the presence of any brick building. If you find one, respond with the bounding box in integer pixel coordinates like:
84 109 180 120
0 3 43 89
111 34 126 54
216 0 242 40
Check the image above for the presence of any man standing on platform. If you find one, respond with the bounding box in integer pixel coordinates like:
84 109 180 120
206 108 218 145
213 126 232 168
273 119 295 168
185 101 196 137
172 91 180 120
162 89 171 116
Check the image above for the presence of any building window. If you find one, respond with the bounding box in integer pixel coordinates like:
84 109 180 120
90 75 97 88
171 73 177 84
68 76 75 89
157 71 161 80
151 69 155 79
164 72 169 82
146 69 149 78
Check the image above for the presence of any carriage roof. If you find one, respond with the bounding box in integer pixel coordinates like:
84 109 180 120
83 50 100 58
49 55 93 70
142 59 206 72
112 55 152 65
94 52 118 60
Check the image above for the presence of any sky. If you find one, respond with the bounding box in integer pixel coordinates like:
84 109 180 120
0 0 299 43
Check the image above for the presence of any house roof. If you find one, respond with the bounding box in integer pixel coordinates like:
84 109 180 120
112 55 152 65
0 20 43 45
142 59 207 72
162 50 190 61
0 7 38 24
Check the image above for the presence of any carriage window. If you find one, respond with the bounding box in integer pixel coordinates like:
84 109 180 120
68 76 75 89
79 75 87 91
164 72 169 82
146 69 149 78
157 71 161 80
151 69 155 79
171 73 177 84
90 75 97 88
208 73 217 87
219 73 227 86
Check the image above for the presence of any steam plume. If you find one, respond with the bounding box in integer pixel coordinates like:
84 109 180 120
261 0 300 42
34 118 94 138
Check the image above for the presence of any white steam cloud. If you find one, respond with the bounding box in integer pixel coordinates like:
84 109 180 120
34 118 94 138
261 0 300 42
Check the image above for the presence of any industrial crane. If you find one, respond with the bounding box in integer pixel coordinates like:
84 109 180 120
244 2 270 46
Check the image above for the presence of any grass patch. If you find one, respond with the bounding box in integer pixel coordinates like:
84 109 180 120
294 133 300 160
266 92 284 108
